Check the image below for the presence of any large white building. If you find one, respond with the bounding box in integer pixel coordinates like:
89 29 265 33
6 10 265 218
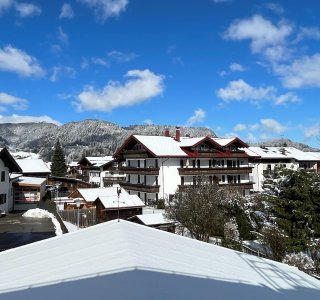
245 146 320 191
114 128 255 204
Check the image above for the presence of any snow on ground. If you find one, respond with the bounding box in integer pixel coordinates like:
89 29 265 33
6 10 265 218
63 221 78 232
22 208 63 236
143 206 165 215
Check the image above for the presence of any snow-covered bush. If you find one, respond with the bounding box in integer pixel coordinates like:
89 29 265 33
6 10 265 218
224 218 240 241
283 252 315 274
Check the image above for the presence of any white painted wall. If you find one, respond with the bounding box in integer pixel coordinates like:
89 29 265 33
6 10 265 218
0 159 11 213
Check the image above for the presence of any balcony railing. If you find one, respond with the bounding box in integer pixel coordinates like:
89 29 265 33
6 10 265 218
120 182 160 193
103 176 126 182
178 182 254 190
178 166 253 176
119 166 160 175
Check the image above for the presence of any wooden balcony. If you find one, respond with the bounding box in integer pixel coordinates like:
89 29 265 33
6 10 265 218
120 182 160 193
178 167 253 176
178 182 254 191
119 166 160 175
219 182 254 190
122 150 149 158
103 176 126 183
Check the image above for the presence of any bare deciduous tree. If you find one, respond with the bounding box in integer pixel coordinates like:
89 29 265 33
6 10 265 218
165 183 230 242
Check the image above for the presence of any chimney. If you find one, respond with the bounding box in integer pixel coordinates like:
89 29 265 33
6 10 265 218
164 128 170 137
175 127 181 142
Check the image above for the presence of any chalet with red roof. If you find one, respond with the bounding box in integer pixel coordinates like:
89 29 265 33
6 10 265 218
114 128 255 204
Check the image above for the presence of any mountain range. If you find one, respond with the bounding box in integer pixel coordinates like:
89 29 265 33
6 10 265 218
0 120 317 162
0 120 215 161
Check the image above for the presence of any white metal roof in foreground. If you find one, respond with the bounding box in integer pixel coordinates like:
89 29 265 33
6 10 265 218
0 220 319 300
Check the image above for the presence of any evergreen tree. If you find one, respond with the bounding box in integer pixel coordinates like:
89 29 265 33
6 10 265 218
51 139 67 177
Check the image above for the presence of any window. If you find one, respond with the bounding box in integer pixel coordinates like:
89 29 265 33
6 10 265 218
222 175 225 183
181 176 184 185
180 159 184 168
1 171 5 182
0 194 6 204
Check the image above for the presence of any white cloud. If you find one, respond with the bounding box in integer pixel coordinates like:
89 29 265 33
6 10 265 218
217 79 275 103
0 45 45 77
0 0 13 13
229 63 245 72
143 119 153 125
15 2 41 17
50 65 76 82
264 3 284 14
76 69 164 112
295 27 320 42
0 92 28 110
260 118 287 134
274 54 320 88
79 0 128 22
81 57 89 69
0 114 61 125
249 123 259 131
186 109 206 126
91 57 109 67
107 50 138 62
233 123 247 131
246 133 257 142
59 3 74 19
58 26 68 44
224 15 292 62
274 92 300 105
220 63 246 76
303 124 320 139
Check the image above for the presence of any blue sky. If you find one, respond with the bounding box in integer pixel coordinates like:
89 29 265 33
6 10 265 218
1 0 320 147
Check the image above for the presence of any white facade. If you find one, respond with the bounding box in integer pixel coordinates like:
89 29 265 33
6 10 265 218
246 147 320 192
116 134 255 204
0 159 11 213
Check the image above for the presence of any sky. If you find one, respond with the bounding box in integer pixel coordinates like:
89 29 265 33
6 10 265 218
1 0 320 147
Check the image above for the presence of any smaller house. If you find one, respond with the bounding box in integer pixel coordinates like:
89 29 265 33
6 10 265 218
69 186 144 222
13 176 47 211
0 148 22 213
77 156 114 186
15 159 51 179
94 191 144 223
129 213 175 232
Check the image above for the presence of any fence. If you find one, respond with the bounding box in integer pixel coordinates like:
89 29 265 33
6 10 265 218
58 208 96 228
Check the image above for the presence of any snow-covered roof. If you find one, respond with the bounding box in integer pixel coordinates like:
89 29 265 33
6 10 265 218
97 191 144 209
9 151 40 160
68 161 79 167
0 220 319 299
179 136 206 147
133 213 172 225
73 187 144 206
306 151 320 160
15 159 51 174
248 147 319 161
212 137 236 146
15 176 46 186
134 135 188 156
85 156 113 167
